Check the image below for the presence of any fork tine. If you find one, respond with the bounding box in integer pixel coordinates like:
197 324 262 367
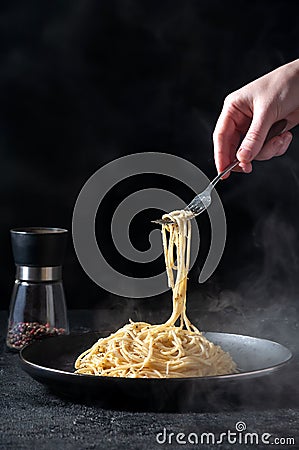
151 219 174 225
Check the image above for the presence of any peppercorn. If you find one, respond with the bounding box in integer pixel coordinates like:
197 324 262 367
6 321 66 351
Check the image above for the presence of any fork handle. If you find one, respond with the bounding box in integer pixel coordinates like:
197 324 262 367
211 160 239 187
211 118 288 187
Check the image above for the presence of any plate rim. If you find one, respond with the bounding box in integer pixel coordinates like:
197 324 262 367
19 331 293 382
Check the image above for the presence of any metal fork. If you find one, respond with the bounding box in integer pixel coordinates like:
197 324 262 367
152 119 287 225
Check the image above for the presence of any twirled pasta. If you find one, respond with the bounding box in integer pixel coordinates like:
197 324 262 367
75 210 237 378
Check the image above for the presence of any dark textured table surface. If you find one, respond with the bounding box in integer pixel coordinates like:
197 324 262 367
0 310 298 450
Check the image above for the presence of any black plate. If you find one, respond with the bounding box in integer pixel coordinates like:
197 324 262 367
20 332 292 412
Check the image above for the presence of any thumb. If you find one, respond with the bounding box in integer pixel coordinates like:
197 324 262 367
237 115 271 163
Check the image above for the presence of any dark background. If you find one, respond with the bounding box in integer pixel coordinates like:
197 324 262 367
1 0 299 339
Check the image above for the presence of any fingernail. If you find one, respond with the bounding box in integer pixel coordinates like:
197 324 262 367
238 162 252 173
273 137 284 149
237 149 252 162
273 133 292 150
283 132 292 145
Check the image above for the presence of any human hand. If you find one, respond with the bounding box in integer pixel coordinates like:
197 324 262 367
213 59 299 177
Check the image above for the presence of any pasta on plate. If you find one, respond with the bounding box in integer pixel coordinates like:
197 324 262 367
75 210 237 378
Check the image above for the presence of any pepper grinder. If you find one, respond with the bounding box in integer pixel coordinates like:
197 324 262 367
6 227 69 351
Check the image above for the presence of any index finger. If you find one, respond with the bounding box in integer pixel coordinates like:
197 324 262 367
213 113 243 175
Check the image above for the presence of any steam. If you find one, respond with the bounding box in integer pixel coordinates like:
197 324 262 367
187 205 299 357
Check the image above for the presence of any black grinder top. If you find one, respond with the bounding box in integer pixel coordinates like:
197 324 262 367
11 227 68 267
